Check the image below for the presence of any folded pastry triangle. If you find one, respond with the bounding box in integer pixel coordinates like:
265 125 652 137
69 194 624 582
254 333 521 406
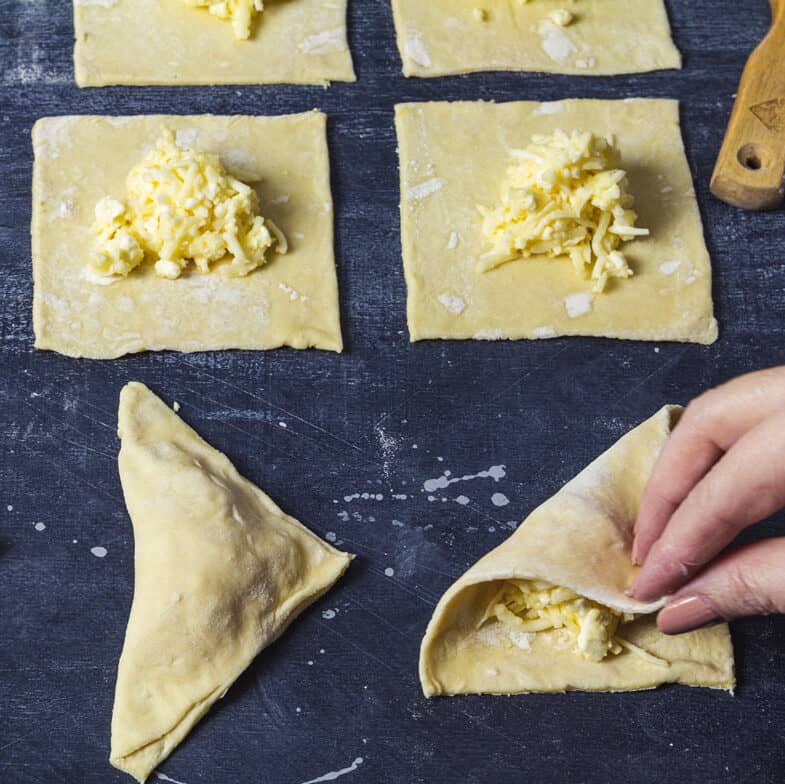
419 405 735 696
110 382 352 782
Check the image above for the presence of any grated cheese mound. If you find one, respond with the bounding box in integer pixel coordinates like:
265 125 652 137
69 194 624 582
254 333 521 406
479 579 668 666
89 128 286 281
182 0 264 41
478 129 649 292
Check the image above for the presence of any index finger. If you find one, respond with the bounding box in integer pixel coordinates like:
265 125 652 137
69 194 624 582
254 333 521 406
633 407 785 601
632 366 785 565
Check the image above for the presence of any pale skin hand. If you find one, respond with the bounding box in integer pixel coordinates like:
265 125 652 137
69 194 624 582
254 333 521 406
631 367 785 634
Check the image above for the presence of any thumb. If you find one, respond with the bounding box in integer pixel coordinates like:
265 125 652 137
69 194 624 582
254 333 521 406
656 538 785 634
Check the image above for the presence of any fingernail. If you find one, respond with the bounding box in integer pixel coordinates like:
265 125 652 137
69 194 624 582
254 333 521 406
657 595 719 635
631 539 640 566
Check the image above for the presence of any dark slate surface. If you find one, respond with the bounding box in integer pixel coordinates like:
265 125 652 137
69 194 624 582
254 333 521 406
2 1 785 782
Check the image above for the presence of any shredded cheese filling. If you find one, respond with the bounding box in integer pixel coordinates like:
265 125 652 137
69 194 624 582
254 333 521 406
478 129 649 293
479 579 668 666
182 0 264 40
89 128 286 281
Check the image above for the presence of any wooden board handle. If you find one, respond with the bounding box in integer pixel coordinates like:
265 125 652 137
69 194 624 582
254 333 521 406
711 0 785 210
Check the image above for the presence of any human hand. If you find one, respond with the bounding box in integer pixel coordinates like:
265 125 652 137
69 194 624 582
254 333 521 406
631 366 785 634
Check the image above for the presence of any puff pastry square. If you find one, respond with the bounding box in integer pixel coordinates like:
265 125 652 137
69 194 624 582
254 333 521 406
391 0 681 77
32 112 343 358
420 406 735 696
395 99 717 344
73 0 355 86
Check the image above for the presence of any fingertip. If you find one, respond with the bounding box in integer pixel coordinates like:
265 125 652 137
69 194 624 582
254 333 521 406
630 566 665 603
629 575 657 602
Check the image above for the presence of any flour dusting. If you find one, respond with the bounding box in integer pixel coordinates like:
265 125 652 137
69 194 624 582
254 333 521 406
423 464 505 493
564 292 594 318
491 492 510 507
299 27 348 54
299 757 364 784
538 21 577 63
659 260 681 276
408 177 446 200
405 33 432 67
532 101 565 117
438 293 466 315
155 774 188 784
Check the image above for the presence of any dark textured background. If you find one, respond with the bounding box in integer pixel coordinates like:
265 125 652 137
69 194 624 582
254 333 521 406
2 1 785 782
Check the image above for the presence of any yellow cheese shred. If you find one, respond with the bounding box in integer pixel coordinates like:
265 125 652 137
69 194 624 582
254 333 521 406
480 579 668 667
478 129 649 293
89 128 286 282
182 0 264 40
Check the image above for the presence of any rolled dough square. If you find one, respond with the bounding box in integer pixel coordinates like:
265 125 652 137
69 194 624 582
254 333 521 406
395 99 717 344
32 112 343 358
391 0 681 77
73 0 355 86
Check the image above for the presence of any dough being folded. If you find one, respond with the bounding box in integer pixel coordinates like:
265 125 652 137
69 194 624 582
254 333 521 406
419 406 735 696
111 382 352 782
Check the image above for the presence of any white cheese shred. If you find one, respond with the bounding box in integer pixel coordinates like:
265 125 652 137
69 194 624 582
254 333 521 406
614 636 671 668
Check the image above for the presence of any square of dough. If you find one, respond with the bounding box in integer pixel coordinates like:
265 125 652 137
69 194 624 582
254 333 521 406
73 0 355 86
391 0 681 77
32 112 343 358
395 99 717 344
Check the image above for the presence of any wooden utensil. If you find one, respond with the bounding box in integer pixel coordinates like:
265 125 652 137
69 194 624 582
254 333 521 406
710 0 785 210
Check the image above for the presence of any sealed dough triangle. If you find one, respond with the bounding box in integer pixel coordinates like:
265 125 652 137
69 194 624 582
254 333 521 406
420 406 735 696
110 382 352 782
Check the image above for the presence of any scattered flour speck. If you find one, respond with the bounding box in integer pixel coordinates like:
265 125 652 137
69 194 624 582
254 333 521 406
438 293 466 315
321 609 337 620
423 464 505 493
491 492 510 507
91 546 108 558
564 292 594 319
659 260 681 276
384 567 395 577
34 522 46 532
408 177 445 200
